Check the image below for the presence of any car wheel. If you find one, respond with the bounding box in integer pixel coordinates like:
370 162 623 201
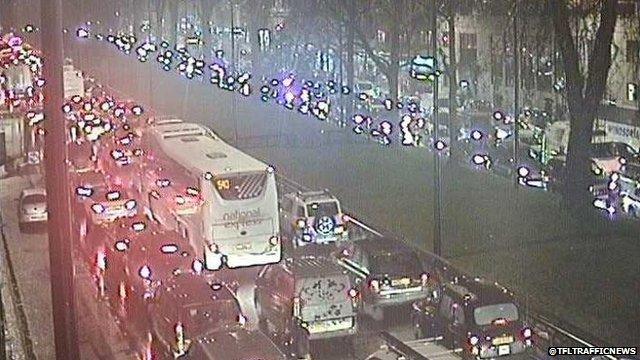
412 316 424 340
291 326 310 360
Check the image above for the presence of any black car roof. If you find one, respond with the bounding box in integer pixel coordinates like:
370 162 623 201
445 277 515 307
284 256 347 278
161 273 237 304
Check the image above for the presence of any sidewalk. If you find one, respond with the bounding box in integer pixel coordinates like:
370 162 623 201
0 175 135 359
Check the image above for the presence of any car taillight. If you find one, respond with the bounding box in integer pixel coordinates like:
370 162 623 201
106 191 121 201
370 279 380 292
91 203 105 214
125 199 136 210
139 265 151 279
132 222 146 232
421 273 429 287
96 250 107 271
192 259 203 274
348 288 358 298
469 335 479 346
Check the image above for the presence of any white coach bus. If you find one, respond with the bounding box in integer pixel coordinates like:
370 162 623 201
144 119 281 269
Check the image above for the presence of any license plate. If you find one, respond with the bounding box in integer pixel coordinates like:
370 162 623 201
391 278 411 286
235 243 251 250
308 318 352 334
492 336 513 345
498 344 510 356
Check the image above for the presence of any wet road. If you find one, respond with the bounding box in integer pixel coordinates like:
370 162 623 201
70 39 640 346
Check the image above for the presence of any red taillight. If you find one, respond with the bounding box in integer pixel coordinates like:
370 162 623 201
95 252 106 272
348 288 358 298
468 335 479 346
421 272 429 287
369 279 380 292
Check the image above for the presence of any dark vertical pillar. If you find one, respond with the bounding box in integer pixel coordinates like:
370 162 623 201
513 0 520 175
432 0 442 257
41 0 81 358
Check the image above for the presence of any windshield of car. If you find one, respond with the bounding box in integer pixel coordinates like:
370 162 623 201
181 299 241 336
370 251 422 277
473 302 519 326
306 201 339 218
23 194 46 205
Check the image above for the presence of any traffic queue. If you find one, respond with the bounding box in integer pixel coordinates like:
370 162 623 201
62 77 288 359
1 32 542 360
62 77 536 359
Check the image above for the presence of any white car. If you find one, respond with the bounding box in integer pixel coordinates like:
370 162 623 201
18 188 48 231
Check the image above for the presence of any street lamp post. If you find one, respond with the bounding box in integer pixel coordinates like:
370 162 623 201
431 0 443 257
229 0 238 144
41 0 81 358
513 0 520 184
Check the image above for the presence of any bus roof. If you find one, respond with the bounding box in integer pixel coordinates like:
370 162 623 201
150 122 269 176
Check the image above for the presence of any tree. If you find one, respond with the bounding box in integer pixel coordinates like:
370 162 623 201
551 0 618 210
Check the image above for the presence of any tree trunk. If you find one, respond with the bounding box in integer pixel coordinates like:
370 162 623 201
552 0 618 212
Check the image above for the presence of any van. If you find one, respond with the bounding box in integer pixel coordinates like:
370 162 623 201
254 256 359 359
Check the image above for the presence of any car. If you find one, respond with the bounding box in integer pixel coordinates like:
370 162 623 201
254 256 359 359
280 190 350 252
143 273 287 360
18 187 47 231
336 238 436 321
85 184 137 224
103 233 197 308
590 142 637 176
412 276 533 359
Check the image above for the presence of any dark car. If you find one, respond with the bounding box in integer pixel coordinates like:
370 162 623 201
336 238 436 321
412 276 533 359
145 274 287 360
254 256 359 359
